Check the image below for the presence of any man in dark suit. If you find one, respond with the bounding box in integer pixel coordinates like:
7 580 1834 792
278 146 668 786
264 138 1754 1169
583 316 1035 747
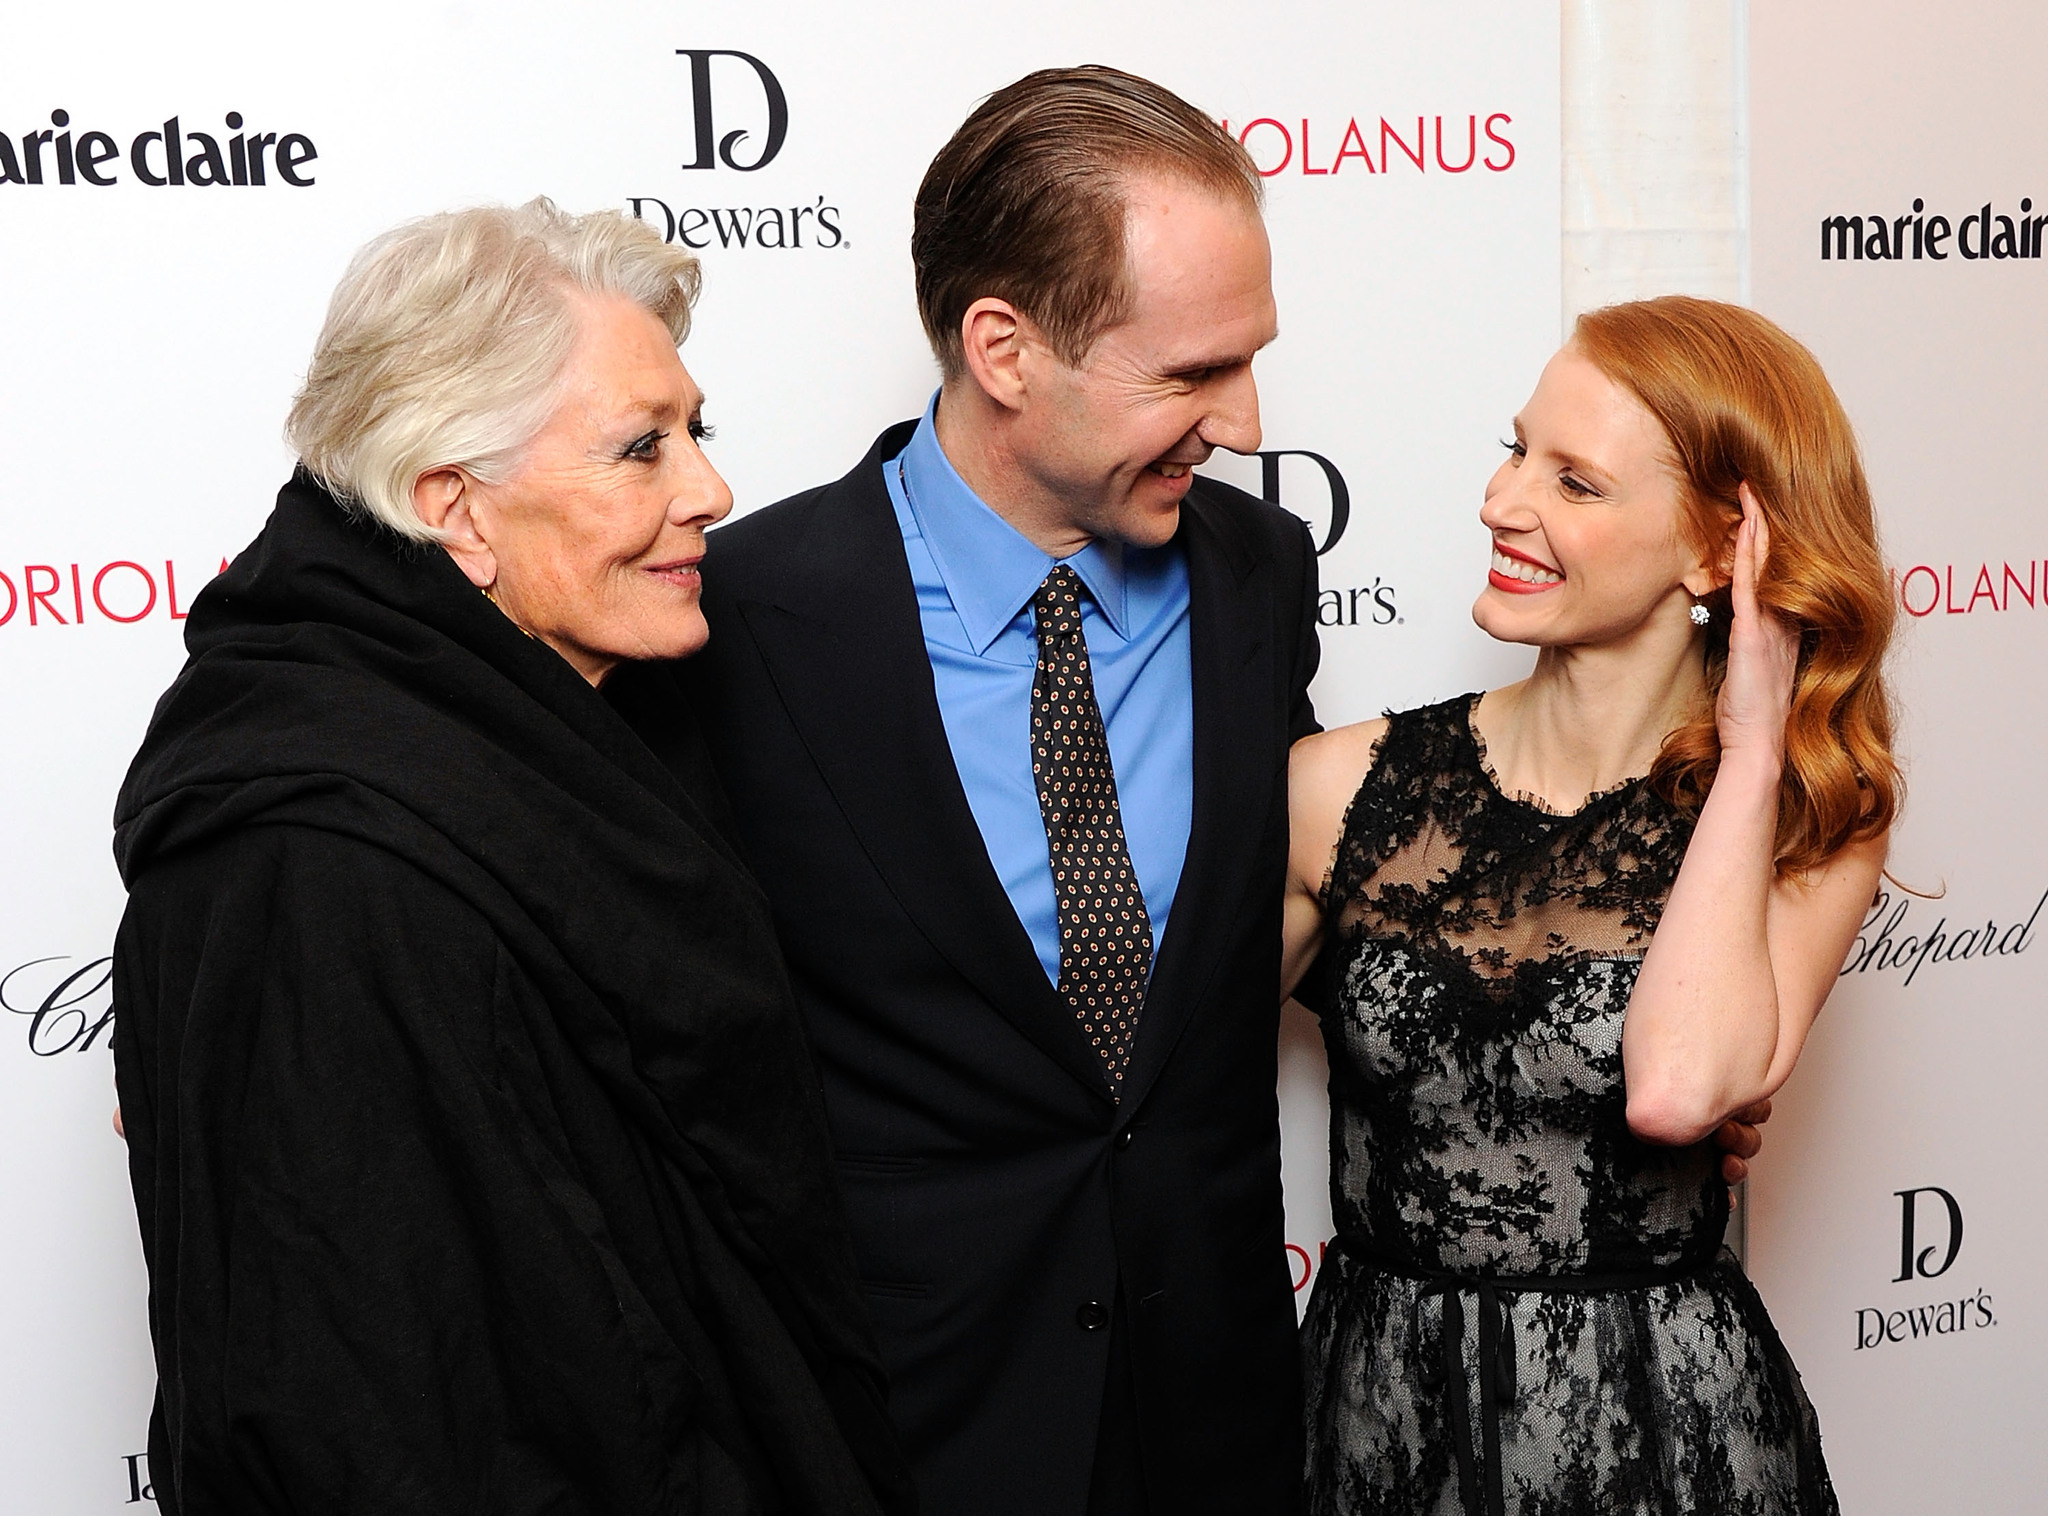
688 67 1313 1515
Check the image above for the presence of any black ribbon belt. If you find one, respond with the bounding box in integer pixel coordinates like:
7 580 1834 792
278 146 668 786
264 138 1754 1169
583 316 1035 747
1328 1234 1711 1516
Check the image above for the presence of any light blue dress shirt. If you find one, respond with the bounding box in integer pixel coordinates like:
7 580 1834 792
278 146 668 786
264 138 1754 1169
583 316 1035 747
884 394 1195 987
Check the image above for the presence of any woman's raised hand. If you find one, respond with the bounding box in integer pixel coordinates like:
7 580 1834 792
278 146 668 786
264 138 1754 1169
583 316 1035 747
1714 484 1800 767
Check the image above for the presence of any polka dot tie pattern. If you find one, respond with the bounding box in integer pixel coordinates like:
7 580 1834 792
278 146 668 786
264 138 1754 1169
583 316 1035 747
1030 564 1153 1095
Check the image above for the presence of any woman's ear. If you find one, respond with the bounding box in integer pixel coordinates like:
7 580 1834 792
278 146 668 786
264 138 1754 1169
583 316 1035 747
412 468 498 590
1682 497 1742 599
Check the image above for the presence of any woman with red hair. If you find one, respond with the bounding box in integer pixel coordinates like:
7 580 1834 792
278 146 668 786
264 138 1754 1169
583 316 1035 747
1285 296 1893 1514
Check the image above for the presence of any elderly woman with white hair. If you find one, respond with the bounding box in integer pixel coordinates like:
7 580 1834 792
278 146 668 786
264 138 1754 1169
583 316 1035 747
111 200 911 1516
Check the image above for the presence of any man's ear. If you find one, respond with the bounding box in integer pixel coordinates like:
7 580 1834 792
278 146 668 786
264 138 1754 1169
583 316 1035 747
411 467 498 589
957 297 1031 413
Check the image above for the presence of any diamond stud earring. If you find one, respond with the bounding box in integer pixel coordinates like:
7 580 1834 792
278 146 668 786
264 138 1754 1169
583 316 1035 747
1689 601 1712 627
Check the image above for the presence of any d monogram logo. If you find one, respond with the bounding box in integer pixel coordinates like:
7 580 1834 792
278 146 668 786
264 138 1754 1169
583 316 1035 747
1256 449 1351 557
1894 1185 1964 1281
676 50 788 172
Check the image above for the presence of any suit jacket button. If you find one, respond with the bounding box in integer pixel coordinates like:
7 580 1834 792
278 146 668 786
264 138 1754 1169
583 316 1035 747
1117 1127 1134 1148
1076 1301 1110 1331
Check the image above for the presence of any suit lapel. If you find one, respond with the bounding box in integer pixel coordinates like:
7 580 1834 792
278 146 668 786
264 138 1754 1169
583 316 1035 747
1120 484 1278 1113
737 431 1115 1104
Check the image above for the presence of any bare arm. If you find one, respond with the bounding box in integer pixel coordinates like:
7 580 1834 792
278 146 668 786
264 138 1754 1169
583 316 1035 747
1287 704 1776 1178
1281 719 1389 1001
1622 488 1887 1146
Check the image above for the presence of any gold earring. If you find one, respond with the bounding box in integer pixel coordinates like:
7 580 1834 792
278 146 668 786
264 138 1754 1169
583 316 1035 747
480 579 537 642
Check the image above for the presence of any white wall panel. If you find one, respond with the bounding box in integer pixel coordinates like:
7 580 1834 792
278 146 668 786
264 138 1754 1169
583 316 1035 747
0 4 1559 1506
1747 5 2045 1510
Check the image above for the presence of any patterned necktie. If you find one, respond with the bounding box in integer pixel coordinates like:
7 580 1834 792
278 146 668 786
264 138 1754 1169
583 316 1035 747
1031 564 1153 1094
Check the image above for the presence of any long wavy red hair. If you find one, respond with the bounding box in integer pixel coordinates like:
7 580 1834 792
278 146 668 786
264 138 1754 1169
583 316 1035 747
1572 296 1900 875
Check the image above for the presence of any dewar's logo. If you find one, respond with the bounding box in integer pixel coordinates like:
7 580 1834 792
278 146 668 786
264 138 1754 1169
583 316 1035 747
1209 449 1401 631
676 50 787 171
1894 1186 1963 1284
1855 1185 1997 1352
630 48 845 253
124 1453 155 1505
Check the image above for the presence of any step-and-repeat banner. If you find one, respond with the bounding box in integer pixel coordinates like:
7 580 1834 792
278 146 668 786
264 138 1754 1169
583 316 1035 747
0 3 1562 1507
1745 3 2044 1512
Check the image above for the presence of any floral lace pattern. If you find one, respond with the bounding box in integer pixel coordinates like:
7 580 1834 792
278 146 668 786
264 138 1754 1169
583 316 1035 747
1302 696 1837 1515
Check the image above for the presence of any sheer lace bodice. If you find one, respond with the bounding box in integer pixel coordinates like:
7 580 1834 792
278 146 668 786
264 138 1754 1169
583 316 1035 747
1302 696 1835 1516
1317 692 1719 1277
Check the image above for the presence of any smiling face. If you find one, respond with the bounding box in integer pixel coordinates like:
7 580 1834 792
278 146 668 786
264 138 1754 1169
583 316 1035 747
1473 345 1720 650
1009 175 1278 549
444 292 732 684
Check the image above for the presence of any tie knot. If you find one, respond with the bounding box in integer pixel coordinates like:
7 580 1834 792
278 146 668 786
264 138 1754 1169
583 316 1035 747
1033 564 1085 641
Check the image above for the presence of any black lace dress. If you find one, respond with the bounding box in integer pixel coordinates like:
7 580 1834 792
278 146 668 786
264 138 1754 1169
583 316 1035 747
1301 696 1836 1516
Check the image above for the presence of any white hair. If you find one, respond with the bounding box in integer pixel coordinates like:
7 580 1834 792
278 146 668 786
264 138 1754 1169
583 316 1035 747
286 197 701 542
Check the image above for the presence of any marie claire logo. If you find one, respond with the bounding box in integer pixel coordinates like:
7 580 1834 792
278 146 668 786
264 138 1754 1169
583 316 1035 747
1821 198 2043 261
1892 559 2048 618
1218 113 1517 178
5 955 113 1057
1839 885 2043 988
1855 1186 1997 1351
0 556 227 629
0 111 316 188
630 48 846 252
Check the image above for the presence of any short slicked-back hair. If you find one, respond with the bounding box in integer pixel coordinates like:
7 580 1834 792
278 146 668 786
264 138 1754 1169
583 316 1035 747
912 65 1262 378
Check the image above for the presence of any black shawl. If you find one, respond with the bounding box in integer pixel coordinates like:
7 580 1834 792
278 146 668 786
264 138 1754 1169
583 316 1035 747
112 473 909 1515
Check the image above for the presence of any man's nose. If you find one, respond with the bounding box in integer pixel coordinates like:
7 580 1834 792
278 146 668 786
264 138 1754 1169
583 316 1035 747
1198 366 1263 456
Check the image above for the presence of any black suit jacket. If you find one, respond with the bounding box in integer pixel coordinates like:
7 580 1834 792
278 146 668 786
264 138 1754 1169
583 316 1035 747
686 423 1321 1516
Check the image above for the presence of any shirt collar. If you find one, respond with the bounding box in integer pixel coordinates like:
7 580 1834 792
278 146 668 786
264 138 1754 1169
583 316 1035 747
896 392 1130 655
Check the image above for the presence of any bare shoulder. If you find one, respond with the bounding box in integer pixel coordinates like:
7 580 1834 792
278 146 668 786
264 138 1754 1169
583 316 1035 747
1288 717 1392 890
1773 827 1890 915
1292 718 1391 800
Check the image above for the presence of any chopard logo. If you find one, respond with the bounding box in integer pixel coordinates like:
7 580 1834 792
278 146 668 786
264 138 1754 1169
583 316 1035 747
4 955 113 1057
1837 886 2044 988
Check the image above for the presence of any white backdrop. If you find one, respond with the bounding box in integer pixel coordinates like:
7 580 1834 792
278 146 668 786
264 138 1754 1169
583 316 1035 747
0 4 1565 1508
1743 4 2046 1511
